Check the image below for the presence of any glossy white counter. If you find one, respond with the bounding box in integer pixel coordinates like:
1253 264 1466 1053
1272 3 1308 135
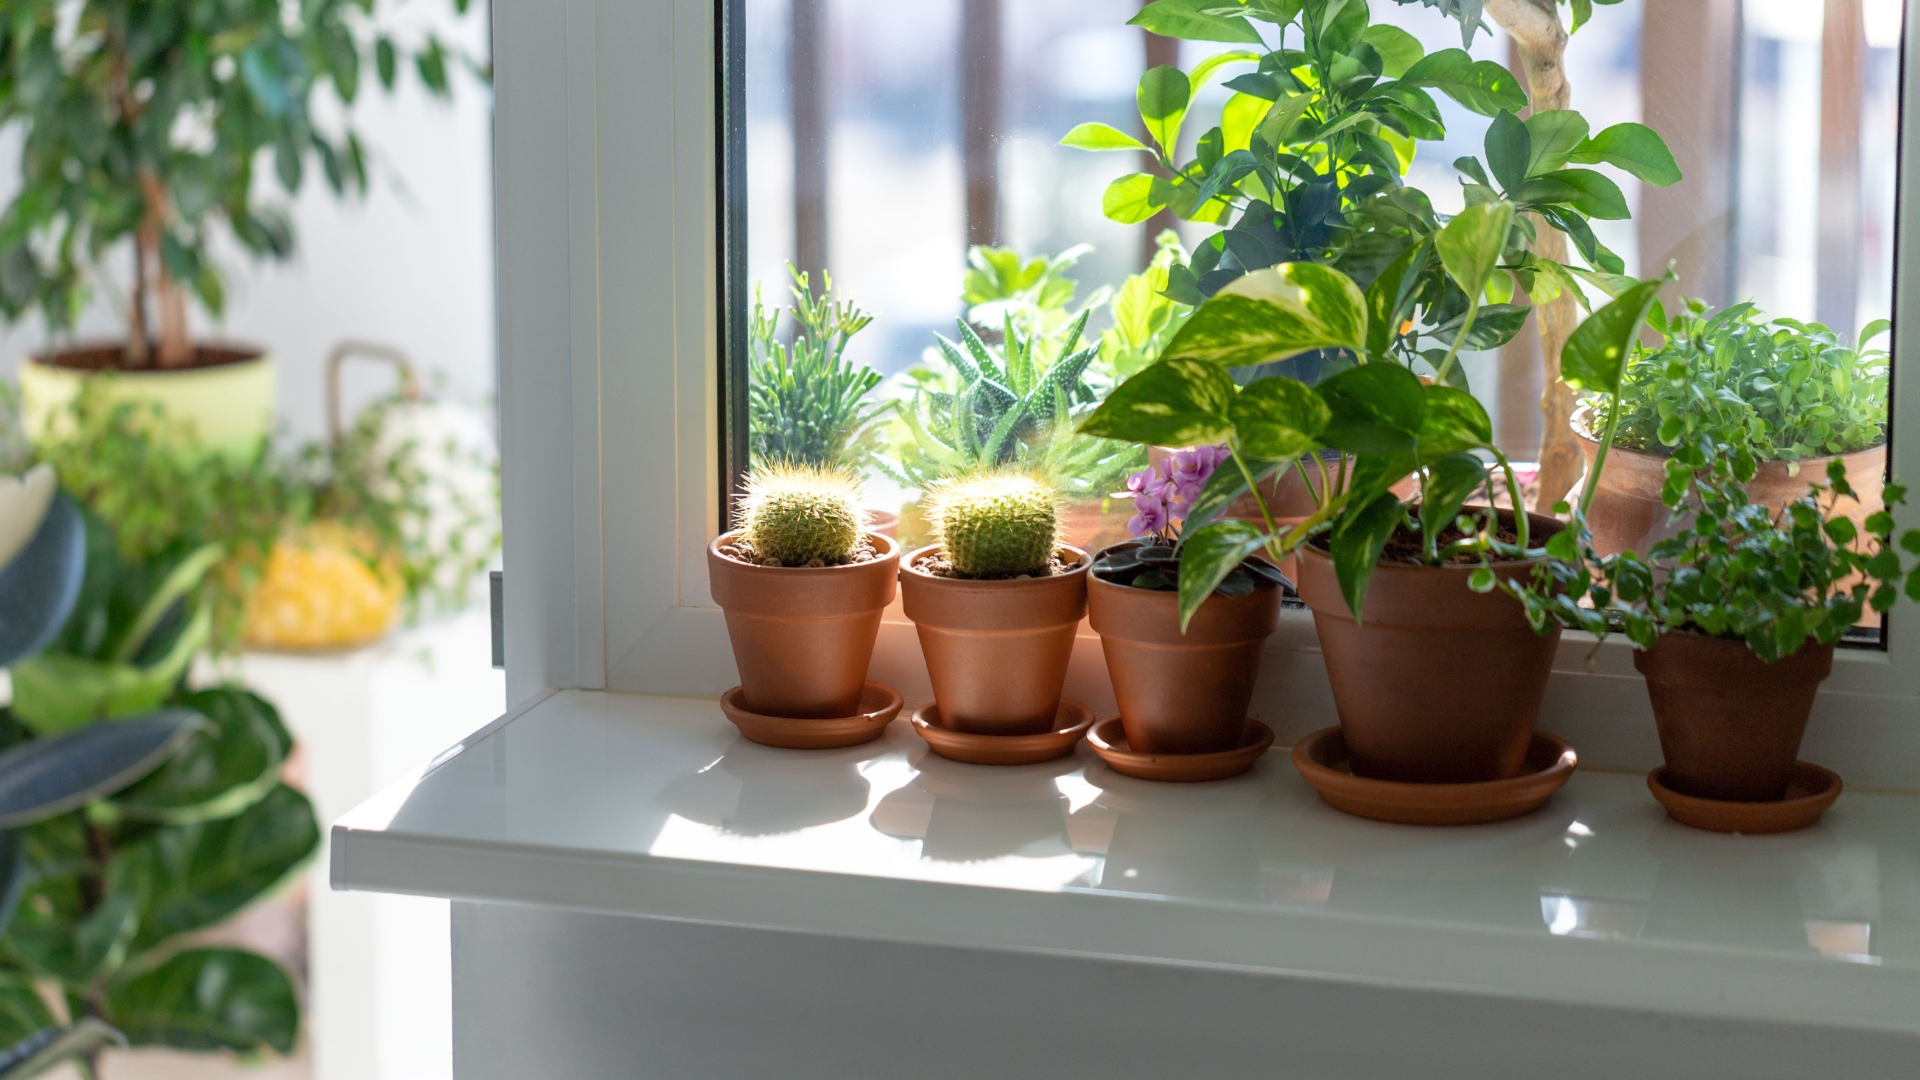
331 688 1920 1044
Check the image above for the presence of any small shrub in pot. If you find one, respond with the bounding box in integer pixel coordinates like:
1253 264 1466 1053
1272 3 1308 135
708 464 899 719
900 473 1087 736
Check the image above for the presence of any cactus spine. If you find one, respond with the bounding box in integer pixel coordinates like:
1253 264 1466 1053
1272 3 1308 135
930 472 1059 578
736 463 866 566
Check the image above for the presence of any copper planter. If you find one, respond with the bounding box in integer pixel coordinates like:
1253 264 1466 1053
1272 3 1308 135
1296 511 1564 784
1634 631 1834 803
707 531 899 719
899 545 1089 736
1086 570 1282 755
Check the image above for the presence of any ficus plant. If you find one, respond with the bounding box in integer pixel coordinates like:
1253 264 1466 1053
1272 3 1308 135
1077 202 1666 632
0 0 483 367
1062 0 1676 394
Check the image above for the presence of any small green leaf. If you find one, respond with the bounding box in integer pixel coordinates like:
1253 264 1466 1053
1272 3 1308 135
1483 110 1530 192
1177 520 1279 631
1435 200 1514 300
1523 110 1591 177
375 38 398 89
1569 122 1682 187
1468 567 1496 593
1361 24 1425 78
1397 49 1528 117
1060 123 1149 152
1420 452 1490 554
1078 358 1236 447
1138 66 1192 153
1102 174 1170 224
1129 0 1265 43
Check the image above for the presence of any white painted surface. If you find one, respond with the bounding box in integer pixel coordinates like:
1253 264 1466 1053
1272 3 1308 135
233 608 504 1080
334 688 1920 1039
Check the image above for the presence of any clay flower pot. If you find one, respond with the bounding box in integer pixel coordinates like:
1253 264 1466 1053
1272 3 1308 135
1086 565 1282 755
1573 410 1886 560
1296 510 1564 784
707 530 899 719
899 545 1089 736
1634 631 1834 803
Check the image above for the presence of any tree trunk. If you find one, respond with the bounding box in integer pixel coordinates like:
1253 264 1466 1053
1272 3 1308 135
138 171 193 368
1485 0 1580 514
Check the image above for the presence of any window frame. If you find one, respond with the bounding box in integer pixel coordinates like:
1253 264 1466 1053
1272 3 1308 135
494 0 1920 791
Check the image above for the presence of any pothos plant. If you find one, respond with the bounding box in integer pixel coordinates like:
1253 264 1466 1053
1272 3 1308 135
1077 201 1665 631
1063 0 1676 389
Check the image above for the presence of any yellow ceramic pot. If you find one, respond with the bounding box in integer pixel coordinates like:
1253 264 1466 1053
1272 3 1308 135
19 343 276 458
242 522 404 650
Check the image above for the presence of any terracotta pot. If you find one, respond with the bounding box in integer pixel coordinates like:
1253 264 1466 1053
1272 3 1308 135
900 545 1089 736
707 531 899 719
1573 410 1886 559
1633 632 1834 803
1057 499 1133 557
865 509 900 540
1296 510 1565 784
1086 565 1282 755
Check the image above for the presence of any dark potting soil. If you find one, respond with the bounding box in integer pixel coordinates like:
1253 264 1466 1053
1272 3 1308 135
719 535 880 569
1310 514 1548 568
911 549 1079 580
36 342 266 373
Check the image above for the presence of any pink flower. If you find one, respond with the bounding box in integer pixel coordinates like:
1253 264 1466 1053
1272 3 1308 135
1127 496 1167 538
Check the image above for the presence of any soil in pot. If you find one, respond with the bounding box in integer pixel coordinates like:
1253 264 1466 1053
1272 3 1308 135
1634 631 1834 803
707 530 899 719
1087 552 1283 756
1296 509 1565 785
900 545 1089 736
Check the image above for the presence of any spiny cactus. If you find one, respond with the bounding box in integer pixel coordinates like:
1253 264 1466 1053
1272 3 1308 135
930 472 1059 578
735 463 866 566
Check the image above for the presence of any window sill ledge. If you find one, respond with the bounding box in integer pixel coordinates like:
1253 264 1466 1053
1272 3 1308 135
332 688 1920 1037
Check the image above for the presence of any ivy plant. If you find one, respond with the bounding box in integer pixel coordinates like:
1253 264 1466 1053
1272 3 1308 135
0 0 482 366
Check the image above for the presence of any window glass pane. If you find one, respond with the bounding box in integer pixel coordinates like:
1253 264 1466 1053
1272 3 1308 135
739 0 1899 637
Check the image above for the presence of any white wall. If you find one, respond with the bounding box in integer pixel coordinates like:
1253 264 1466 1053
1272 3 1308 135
0 4 496 445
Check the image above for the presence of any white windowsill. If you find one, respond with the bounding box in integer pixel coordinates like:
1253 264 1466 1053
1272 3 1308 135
331 688 1920 1037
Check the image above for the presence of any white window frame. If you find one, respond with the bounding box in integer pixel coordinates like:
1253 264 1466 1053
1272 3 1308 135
493 0 1920 790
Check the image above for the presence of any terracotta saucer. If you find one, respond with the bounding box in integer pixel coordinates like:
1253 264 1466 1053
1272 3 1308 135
719 682 902 749
910 700 1095 766
1647 762 1842 834
1291 726 1577 826
1086 717 1274 782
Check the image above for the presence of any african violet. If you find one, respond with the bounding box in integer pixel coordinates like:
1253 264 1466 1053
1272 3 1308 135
1093 446 1293 598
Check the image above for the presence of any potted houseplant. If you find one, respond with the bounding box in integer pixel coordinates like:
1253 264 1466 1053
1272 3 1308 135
708 463 900 721
1573 301 1889 559
0 0 477 455
1087 445 1289 756
899 472 1088 736
1504 431 1920 827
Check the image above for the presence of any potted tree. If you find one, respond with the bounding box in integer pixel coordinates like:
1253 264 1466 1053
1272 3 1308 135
707 463 901 747
899 472 1090 752
0 0 477 455
1572 301 1889 560
1504 433 1920 832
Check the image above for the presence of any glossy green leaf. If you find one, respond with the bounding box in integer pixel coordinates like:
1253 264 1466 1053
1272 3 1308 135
1229 377 1331 461
112 689 291 825
1102 173 1169 224
1078 359 1236 447
1177 520 1280 631
0 1017 125 1077
1316 363 1425 455
1364 240 1430 358
1138 66 1192 153
1569 122 1682 187
1420 451 1490 553
0 711 202 829
1362 24 1425 77
1397 49 1528 117
1331 493 1405 621
1483 110 1530 193
1419 385 1495 455
1435 200 1514 300
1161 263 1369 367
1517 169 1630 220
1429 302 1531 351
1129 0 1265 42
1561 278 1665 395
1185 458 1286 533
106 948 298 1053
1060 123 1148 152
1524 110 1591 177
116 783 320 952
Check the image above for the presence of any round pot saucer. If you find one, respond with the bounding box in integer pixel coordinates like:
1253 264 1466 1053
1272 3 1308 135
1087 717 1274 782
910 700 1094 766
1291 727 1577 826
1647 762 1841 834
720 682 902 749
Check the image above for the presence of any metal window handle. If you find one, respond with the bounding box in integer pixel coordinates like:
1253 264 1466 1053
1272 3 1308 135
326 340 423 446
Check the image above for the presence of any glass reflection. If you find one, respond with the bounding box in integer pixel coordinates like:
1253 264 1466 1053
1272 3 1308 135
664 736 884 835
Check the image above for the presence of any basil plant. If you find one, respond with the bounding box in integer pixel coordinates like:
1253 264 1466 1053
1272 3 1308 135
1063 0 1677 389
1078 200 1666 632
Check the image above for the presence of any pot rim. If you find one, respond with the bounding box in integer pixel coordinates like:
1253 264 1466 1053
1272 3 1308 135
28 340 271 373
1298 507 1562 569
1568 402 1888 462
900 543 1090 584
709 529 900 572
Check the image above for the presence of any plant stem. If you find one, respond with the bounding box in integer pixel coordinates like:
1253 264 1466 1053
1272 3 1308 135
1230 450 1285 562
1499 453 1530 549
1432 296 1479 388
1580 392 1623 518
